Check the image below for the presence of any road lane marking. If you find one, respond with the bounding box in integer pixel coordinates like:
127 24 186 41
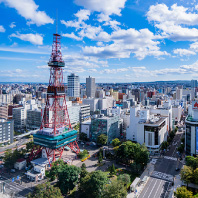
152 179 163 198
147 178 158 198
139 178 154 198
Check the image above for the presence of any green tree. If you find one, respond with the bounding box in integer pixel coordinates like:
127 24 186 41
131 162 142 174
80 170 108 198
4 149 15 169
26 141 34 152
48 159 65 181
78 149 89 159
57 164 81 195
112 138 120 147
193 168 198 185
102 180 127 198
161 141 169 150
27 182 63 198
80 163 88 182
97 134 108 145
4 148 25 169
118 174 131 186
110 164 116 176
180 165 193 187
177 144 185 154
98 151 103 164
186 156 198 170
79 132 88 141
174 186 193 198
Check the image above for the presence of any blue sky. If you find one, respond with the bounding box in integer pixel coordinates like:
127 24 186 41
1 0 198 83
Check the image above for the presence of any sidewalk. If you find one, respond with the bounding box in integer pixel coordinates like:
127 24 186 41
168 165 183 198
127 162 155 198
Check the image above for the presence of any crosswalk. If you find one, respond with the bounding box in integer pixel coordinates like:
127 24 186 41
164 156 177 161
151 171 173 182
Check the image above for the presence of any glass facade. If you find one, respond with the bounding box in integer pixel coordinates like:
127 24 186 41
91 116 119 144
186 124 191 155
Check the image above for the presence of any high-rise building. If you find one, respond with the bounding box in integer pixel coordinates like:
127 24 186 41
191 79 197 88
0 119 14 144
176 88 183 100
86 76 95 98
67 73 80 97
0 104 8 119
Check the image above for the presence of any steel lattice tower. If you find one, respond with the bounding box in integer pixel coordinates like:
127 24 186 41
29 33 80 166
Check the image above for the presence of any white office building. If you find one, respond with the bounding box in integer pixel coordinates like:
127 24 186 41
126 105 168 154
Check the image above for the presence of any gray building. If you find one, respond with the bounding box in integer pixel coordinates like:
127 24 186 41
86 76 95 98
0 119 14 144
67 73 80 98
27 109 42 130
191 79 197 88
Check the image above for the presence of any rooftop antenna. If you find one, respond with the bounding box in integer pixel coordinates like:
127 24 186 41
56 9 58 34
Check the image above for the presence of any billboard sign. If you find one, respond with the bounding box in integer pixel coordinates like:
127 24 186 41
196 127 198 154
192 101 198 110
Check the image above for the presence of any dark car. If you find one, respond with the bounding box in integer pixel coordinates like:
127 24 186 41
175 167 180 171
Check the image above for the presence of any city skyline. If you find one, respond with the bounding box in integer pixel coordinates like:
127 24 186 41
1 0 198 83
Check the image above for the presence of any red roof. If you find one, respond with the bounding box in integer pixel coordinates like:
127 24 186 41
17 158 25 162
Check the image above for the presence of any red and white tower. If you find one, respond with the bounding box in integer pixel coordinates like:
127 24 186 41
29 33 80 166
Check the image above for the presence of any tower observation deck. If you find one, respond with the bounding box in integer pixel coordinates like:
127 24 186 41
29 33 80 166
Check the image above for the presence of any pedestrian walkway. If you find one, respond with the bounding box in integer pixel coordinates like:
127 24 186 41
164 156 177 161
151 171 173 182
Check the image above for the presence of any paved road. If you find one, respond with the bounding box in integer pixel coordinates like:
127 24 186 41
139 130 184 198
0 138 30 154
0 175 33 197
139 177 170 198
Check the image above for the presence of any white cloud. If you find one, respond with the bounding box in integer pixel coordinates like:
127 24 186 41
173 48 196 56
190 42 198 52
74 0 127 16
37 65 48 69
10 22 16 28
97 13 110 22
83 28 169 60
0 46 49 54
74 9 90 22
62 32 82 41
104 20 121 30
0 25 5 32
10 33 43 45
63 54 108 68
88 68 97 72
147 4 198 41
1 0 53 26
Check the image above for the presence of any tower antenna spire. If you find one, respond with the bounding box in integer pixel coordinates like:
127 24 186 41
56 9 58 34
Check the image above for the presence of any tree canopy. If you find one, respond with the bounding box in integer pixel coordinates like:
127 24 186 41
180 165 193 186
48 159 65 181
112 138 120 147
97 134 108 145
27 183 63 198
102 180 127 198
57 164 81 195
174 186 193 198
4 148 25 169
116 141 149 169
79 170 108 198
